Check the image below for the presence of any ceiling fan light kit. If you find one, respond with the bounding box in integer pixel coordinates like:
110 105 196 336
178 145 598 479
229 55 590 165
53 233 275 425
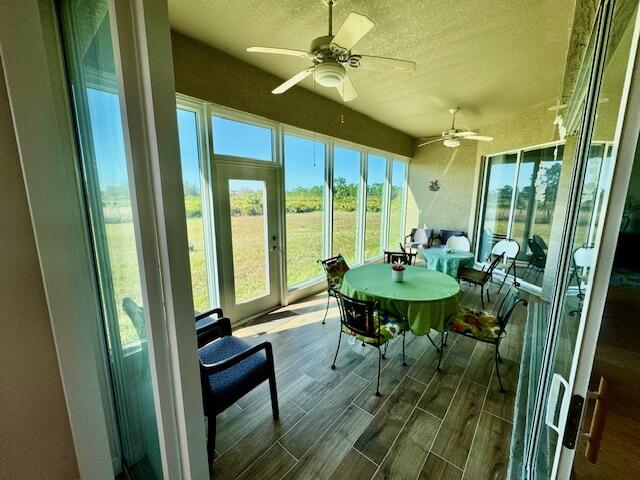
443 138 461 148
246 0 416 102
315 62 346 87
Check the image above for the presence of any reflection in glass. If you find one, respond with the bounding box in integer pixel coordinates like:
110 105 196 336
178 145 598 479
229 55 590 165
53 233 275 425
388 161 407 250
229 180 269 302
333 146 361 264
365 154 387 259
284 134 326 287
177 108 210 311
60 0 162 476
212 116 273 161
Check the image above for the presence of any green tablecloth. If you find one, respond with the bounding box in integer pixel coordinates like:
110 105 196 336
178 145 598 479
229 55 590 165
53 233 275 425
340 264 461 335
423 248 475 278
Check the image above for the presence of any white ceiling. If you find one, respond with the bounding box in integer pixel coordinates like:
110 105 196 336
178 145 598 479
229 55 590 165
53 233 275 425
168 0 576 138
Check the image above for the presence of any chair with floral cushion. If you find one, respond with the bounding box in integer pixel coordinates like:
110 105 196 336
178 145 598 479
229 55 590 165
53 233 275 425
318 254 350 324
448 286 527 392
332 292 409 396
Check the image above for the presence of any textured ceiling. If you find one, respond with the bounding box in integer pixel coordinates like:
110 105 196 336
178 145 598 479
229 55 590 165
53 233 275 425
168 0 576 138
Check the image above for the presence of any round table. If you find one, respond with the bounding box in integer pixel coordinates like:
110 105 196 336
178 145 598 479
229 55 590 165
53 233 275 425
339 264 461 335
422 248 475 278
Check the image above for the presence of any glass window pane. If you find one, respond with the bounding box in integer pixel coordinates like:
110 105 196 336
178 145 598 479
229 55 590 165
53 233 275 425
333 146 361 264
59 0 162 476
365 154 387 259
477 154 518 261
512 145 564 286
212 116 273 161
229 180 269 302
388 161 407 250
284 134 325 287
177 108 210 311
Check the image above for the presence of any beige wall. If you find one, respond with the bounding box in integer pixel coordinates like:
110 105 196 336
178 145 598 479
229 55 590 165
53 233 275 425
0 63 78 478
171 31 415 158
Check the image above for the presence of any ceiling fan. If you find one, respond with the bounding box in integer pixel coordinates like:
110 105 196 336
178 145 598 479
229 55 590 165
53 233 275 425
418 108 494 148
246 0 416 102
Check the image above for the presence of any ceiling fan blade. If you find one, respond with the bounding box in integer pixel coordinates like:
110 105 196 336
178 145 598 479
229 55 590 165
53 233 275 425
353 54 416 72
331 12 374 51
247 46 312 59
454 131 477 137
464 135 494 142
272 68 314 94
337 72 357 102
417 138 442 148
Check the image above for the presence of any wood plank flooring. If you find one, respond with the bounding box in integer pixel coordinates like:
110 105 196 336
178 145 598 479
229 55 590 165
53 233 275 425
210 280 529 479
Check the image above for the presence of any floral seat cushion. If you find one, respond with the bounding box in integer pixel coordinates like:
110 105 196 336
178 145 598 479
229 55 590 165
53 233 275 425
450 307 501 339
325 257 349 291
342 311 408 345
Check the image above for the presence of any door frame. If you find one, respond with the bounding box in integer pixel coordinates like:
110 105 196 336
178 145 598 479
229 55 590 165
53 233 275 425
214 161 284 320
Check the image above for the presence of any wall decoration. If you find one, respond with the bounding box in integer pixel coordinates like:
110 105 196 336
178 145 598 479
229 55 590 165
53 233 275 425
429 180 441 192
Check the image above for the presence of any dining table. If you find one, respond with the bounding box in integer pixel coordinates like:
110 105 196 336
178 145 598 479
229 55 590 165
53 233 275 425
339 263 461 335
422 247 475 279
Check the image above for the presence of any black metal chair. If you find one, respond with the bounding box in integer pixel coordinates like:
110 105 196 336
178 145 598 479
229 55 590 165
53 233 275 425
526 236 547 277
195 309 278 463
490 238 521 294
457 254 502 308
318 254 350 325
332 293 408 396
384 250 417 265
448 286 528 392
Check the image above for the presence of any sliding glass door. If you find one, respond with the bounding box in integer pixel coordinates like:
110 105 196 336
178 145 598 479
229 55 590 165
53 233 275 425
60 1 162 476
477 146 564 288
333 146 363 264
365 154 388 259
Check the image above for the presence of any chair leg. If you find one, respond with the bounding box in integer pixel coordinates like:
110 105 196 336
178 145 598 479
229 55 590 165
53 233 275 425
322 293 331 325
480 285 485 309
375 348 382 396
437 332 444 371
426 332 441 353
268 369 279 420
207 414 216 466
444 330 449 347
402 332 407 366
486 284 491 304
382 341 389 360
495 345 505 393
331 329 343 370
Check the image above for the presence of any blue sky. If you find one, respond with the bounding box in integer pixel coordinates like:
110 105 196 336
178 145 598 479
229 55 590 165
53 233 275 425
88 88 394 193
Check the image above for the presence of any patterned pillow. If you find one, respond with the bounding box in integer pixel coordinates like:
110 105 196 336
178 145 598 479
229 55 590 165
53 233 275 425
450 307 501 339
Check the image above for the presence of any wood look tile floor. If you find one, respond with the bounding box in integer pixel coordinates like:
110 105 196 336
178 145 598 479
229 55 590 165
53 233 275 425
210 281 529 480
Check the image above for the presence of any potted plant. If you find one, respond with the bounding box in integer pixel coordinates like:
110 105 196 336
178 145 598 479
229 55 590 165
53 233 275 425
391 262 405 282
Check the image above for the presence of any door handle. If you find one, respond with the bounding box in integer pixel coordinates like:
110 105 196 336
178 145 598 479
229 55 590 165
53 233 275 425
545 373 571 434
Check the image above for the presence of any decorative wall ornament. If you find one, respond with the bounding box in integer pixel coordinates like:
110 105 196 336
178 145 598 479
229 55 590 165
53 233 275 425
429 180 441 192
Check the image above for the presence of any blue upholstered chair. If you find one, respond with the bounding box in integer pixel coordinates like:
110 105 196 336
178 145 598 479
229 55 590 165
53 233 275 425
195 309 278 463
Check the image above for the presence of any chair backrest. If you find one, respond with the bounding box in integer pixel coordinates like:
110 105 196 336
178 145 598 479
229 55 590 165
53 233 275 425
446 235 471 252
318 254 350 292
528 237 547 259
122 297 146 340
485 253 503 276
573 244 595 281
440 229 465 245
496 286 527 331
533 234 548 251
491 239 520 260
336 293 378 339
384 250 416 265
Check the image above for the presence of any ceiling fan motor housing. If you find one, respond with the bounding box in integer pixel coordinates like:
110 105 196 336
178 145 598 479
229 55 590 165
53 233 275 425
314 61 346 87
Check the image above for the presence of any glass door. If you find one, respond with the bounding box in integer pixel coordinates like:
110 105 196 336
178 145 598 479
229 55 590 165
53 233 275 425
216 163 282 319
523 1 640 478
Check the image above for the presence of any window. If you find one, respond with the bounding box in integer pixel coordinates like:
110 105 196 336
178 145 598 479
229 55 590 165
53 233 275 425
388 160 407 250
365 154 387 259
177 108 210 311
477 145 564 287
284 134 326 287
211 116 273 161
333 146 362 264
